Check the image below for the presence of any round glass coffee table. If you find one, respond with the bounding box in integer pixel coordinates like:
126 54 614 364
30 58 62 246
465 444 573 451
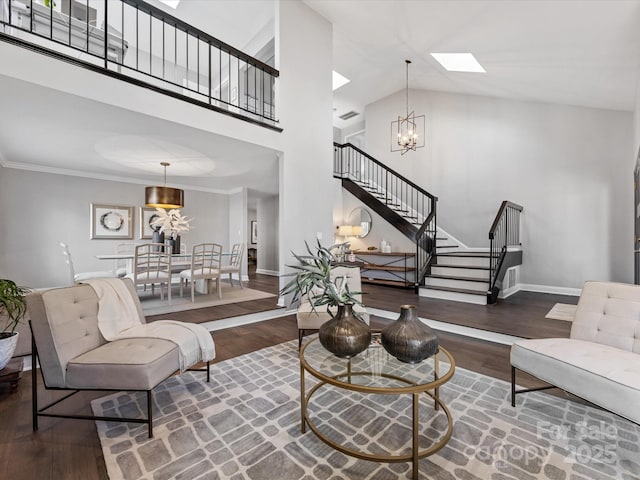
299 333 455 480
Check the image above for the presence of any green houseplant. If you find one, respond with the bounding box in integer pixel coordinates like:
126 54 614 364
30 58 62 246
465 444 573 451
280 240 361 310
281 241 370 357
0 279 30 370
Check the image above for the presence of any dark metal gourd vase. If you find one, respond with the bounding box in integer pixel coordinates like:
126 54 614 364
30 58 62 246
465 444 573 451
318 303 371 358
381 305 439 363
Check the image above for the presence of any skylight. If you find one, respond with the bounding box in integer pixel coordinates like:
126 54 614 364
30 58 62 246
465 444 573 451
430 53 485 73
332 70 350 91
158 0 180 9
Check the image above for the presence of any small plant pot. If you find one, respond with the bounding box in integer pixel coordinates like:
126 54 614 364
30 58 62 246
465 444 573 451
0 332 19 370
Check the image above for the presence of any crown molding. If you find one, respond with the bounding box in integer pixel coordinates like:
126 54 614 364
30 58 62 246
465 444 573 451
0 161 233 195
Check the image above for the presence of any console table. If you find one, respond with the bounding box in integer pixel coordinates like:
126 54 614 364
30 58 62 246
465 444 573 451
299 333 455 479
353 251 416 288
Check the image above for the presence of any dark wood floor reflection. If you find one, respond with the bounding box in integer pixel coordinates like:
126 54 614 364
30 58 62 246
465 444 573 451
0 270 576 480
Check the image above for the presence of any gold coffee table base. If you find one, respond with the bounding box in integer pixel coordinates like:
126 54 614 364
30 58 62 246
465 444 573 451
300 337 455 480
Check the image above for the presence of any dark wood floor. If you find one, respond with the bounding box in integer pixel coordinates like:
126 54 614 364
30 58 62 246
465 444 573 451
0 272 576 480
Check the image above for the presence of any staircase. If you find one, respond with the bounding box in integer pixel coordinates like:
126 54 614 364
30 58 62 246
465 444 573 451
333 142 437 293
423 237 491 305
334 143 523 304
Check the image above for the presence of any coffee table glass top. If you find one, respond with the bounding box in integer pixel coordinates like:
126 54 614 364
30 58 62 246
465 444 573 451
300 333 454 392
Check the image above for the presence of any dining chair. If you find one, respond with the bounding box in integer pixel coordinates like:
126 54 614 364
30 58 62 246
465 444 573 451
220 243 245 288
115 242 140 277
180 243 222 302
125 244 173 302
59 242 118 286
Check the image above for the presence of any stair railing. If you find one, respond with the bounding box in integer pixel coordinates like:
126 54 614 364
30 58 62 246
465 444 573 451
488 201 523 299
0 0 279 130
334 142 437 291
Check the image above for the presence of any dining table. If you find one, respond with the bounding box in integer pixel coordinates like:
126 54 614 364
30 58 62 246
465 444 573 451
96 252 232 295
96 252 231 273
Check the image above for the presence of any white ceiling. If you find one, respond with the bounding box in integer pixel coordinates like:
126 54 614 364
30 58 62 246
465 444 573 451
302 0 640 129
0 75 279 195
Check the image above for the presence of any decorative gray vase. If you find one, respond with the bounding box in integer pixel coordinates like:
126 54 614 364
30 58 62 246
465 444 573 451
381 305 439 363
319 303 371 359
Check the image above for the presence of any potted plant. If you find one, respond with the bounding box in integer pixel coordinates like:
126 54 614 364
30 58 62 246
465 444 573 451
150 208 193 254
0 279 30 370
281 241 370 357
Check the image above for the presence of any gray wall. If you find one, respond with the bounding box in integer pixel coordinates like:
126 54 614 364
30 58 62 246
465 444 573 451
0 168 229 288
257 195 278 274
228 189 248 279
364 89 634 289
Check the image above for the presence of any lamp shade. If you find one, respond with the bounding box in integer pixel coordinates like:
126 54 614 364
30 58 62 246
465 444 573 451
352 225 364 236
145 186 184 209
338 225 353 237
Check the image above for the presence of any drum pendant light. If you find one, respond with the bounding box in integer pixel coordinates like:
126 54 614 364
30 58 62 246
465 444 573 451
145 162 184 209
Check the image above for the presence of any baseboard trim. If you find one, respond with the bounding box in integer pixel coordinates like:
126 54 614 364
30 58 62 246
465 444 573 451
498 284 521 299
518 283 581 296
256 269 280 277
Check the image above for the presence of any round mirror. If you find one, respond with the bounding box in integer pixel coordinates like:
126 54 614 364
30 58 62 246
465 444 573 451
347 207 372 238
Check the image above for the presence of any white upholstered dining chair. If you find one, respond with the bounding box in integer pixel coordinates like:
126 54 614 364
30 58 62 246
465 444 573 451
180 243 222 302
125 243 173 302
220 243 245 288
60 242 119 286
115 242 140 277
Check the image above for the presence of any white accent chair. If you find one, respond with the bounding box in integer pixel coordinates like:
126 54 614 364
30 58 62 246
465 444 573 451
220 243 244 288
60 242 118 285
511 281 640 425
180 243 222 302
125 244 172 302
26 278 212 438
296 266 369 349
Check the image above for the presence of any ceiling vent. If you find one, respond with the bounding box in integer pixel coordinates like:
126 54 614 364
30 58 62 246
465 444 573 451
338 110 359 120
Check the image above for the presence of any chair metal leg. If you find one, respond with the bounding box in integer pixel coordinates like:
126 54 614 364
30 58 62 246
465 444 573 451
191 279 195 303
147 390 153 438
229 273 234 287
31 333 38 431
298 329 304 350
206 360 210 382
511 365 516 407
217 277 222 298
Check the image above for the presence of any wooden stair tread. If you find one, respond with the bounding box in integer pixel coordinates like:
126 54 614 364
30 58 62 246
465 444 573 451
437 252 490 258
433 263 490 270
427 274 489 283
421 285 486 296
436 245 459 249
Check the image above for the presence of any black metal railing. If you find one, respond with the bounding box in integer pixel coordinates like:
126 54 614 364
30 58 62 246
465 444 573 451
488 201 523 294
0 0 279 129
333 142 437 290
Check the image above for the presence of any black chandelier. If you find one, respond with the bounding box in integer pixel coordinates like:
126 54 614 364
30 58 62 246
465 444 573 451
391 60 425 155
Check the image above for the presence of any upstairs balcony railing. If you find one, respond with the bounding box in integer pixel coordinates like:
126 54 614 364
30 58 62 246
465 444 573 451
0 0 280 130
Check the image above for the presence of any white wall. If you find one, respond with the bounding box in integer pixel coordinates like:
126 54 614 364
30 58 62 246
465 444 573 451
276 1 334 289
257 195 279 274
363 89 634 289
0 168 229 288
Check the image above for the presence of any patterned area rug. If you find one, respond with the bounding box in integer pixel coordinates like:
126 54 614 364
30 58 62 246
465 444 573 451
544 303 578 322
92 339 640 480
